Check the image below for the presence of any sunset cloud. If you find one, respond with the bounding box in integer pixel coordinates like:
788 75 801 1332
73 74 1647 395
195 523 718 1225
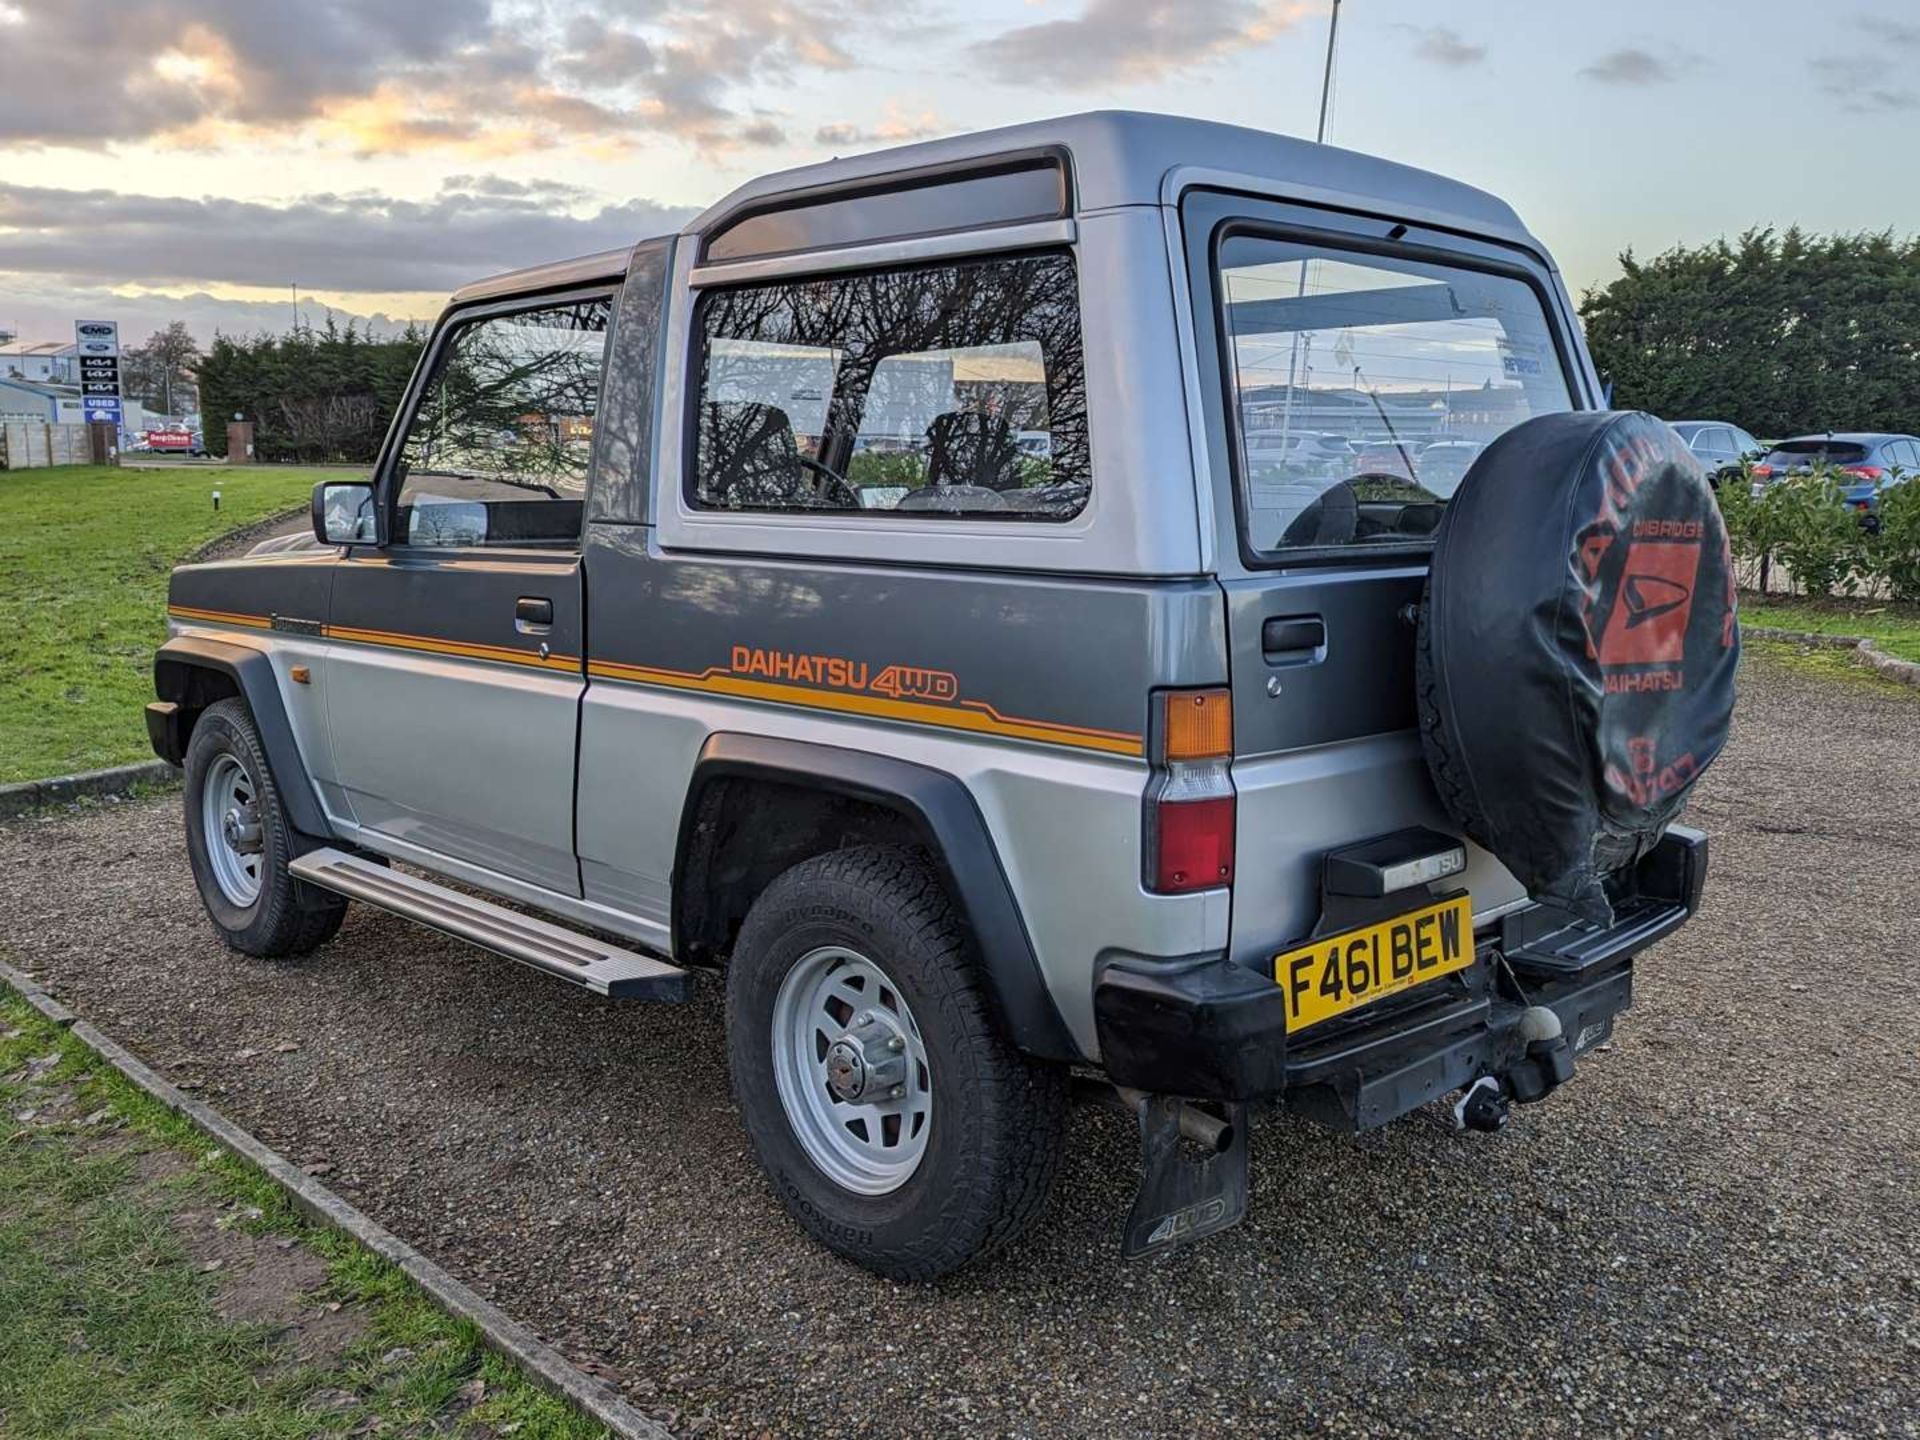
0 0 897 154
0 178 693 294
969 0 1314 88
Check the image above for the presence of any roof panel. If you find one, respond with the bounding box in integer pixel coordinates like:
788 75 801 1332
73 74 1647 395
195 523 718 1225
689 110 1528 246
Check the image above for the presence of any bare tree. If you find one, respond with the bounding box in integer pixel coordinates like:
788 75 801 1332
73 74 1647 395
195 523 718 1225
122 321 201 417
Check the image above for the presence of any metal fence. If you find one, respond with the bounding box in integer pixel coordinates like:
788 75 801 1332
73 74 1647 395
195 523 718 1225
0 422 94 469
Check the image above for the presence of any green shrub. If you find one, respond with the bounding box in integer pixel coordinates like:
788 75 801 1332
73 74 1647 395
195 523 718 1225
1714 464 1766 571
1717 464 1868 597
1865 473 1920 602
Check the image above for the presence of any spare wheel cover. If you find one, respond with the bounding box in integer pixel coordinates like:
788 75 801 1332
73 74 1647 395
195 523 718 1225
1416 411 1739 924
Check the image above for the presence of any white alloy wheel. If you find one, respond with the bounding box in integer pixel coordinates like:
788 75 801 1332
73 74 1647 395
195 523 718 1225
201 751 265 906
769 944 933 1195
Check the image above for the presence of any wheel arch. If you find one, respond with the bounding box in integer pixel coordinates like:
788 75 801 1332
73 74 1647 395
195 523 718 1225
153 635 332 839
672 733 1081 1061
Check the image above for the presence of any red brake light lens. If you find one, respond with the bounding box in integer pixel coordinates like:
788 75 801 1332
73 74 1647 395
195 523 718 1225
1152 796 1236 893
1146 687 1235 895
1841 465 1885 481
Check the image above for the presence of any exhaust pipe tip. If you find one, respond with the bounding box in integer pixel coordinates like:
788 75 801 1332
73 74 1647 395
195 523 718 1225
1078 1080 1236 1153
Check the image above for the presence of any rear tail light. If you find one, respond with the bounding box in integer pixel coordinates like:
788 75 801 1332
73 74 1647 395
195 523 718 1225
1841 465 1885 481
1146 689 1234 894
1750 464 1774 479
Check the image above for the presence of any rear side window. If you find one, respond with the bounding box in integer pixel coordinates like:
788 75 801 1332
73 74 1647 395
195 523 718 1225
690 251 1090 520
1215 233 1574 552
1763 441 1869 467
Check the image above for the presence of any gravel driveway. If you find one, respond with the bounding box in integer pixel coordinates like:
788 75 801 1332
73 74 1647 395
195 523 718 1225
3 647 1916 1439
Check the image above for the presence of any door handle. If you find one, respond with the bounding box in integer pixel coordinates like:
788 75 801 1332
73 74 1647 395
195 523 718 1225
515 596 554 633
1262 614 1326 665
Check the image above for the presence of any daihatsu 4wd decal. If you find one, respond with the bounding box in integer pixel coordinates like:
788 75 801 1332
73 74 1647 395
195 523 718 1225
729 646 961 703
587 645 1143 757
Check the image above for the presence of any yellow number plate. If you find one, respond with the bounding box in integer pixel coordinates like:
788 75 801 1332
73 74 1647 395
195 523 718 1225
1271 893 1474 1034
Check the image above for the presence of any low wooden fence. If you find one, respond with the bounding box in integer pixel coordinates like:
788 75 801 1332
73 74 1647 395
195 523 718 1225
0 421 95 469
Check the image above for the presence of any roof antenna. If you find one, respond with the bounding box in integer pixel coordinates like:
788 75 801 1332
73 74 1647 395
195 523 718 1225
1315 0 1343 144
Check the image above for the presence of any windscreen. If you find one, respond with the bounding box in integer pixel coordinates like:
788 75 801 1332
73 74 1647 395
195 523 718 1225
1217 233 1576 552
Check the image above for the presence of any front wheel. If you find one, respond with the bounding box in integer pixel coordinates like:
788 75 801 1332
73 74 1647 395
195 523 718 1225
183 698 345 957
726 845 1067 1281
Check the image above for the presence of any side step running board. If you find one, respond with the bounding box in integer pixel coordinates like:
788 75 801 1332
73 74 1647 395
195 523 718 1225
291 847 688 1001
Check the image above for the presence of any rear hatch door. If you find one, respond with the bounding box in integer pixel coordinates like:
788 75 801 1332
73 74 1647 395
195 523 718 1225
1178 190 1598 970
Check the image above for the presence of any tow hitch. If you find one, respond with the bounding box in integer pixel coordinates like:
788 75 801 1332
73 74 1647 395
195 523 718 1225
1452 1004 1577 1132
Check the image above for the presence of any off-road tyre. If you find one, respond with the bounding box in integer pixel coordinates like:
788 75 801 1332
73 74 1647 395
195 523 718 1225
726 844 1068 1281
183 698 346 957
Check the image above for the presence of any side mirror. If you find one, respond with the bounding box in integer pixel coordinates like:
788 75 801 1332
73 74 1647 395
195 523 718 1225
312 481 377 545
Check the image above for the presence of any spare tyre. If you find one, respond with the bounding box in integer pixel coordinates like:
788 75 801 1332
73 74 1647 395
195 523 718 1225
1416 411 1739 925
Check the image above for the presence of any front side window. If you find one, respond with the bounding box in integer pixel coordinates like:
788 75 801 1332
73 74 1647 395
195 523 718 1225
1217 234 1575 552
691 251 1090 520
395 295 613 548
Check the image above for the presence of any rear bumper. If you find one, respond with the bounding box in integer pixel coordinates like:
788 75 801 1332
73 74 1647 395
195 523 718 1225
1093 825 1707 1125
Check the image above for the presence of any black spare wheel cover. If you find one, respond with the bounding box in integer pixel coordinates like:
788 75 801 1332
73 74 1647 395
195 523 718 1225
1417 411 1738 924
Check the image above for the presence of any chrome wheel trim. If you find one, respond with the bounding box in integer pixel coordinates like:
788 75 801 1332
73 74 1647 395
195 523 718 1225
769 944 933 1196
201 752 264 908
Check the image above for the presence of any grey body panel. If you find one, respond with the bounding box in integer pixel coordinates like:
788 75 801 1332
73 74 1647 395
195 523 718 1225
325 547 586 895
163 551 341 827
574 522 1230 1056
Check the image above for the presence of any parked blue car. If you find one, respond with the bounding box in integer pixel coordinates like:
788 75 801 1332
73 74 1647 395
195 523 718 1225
1754 432 1920 524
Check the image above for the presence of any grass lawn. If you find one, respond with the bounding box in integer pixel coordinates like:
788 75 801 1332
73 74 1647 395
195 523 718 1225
0 988 605 1439
1 464 363 784
1738 592 1920 664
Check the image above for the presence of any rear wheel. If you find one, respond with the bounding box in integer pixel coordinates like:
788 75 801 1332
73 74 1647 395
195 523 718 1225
183 698 345 957
726 845 1067 1280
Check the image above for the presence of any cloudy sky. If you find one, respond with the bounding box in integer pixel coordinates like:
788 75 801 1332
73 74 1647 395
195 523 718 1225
0 0 1914 347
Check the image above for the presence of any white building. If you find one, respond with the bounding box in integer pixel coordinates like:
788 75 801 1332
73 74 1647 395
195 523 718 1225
0 342 76 386
0 375 149 433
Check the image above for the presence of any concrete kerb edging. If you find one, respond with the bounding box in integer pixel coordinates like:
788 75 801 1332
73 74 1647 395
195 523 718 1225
0 958 672 1440
0 760 181 819
1744 625 1920 687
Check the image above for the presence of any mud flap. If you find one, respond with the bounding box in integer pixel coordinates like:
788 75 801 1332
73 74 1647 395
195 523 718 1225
1121 1096 1250 1260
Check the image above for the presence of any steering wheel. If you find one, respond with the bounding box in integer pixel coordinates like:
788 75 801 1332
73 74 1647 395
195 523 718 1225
797 455 860 509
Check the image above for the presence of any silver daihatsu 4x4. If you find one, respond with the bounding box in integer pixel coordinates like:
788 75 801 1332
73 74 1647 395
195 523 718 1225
150 111 1737 1280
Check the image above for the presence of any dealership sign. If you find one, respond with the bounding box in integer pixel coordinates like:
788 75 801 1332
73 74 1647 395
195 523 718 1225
74 320 121 429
